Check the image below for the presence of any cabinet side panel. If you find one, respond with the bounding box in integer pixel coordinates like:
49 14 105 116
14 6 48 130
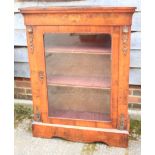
26 26 43 121
117 26 131 130
28 26 49 122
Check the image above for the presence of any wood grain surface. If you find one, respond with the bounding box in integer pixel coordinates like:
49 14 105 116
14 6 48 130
21 6 135 147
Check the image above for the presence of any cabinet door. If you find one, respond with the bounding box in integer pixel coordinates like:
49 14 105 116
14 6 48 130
31 26 119 128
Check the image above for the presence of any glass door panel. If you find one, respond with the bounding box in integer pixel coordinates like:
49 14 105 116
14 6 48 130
44 33 112 121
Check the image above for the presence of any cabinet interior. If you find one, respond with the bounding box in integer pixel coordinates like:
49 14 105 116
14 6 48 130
44 33 112 121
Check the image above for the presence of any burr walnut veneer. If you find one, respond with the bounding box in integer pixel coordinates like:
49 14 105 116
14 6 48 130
20 6 136 148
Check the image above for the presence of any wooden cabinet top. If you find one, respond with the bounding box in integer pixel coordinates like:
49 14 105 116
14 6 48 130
20 6 136 13
20 6 136 26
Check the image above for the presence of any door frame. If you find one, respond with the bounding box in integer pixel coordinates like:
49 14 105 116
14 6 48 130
27 25 120 129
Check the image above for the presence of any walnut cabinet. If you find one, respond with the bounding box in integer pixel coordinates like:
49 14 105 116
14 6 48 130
20 6 136 148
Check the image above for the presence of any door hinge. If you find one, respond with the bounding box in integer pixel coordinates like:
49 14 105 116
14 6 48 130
39 71 44 80
118 114 125 130
35 112 41 122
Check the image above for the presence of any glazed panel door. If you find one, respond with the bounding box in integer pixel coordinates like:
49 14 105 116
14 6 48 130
30 26 119 128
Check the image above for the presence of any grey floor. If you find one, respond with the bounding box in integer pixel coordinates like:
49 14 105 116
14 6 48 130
14 119 141 155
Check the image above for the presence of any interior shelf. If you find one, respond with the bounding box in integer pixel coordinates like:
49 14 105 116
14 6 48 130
45 46 111 55
47 75 111 89
49 109 111 121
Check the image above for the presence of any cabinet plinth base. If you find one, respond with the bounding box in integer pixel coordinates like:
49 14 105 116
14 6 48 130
32 121 129 148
